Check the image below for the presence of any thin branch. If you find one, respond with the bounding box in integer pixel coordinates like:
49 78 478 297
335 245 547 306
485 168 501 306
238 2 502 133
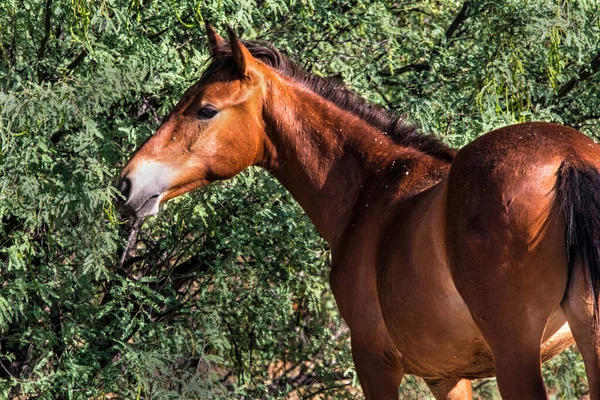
226 323 245 382
393 62 431 75
387 1 472 76
556 50 600 98
37 0 53 83
0 358 26 382
117 218 144 269
64 48 88 72
446 1 471 41
401 7 434 17
148 12 193 42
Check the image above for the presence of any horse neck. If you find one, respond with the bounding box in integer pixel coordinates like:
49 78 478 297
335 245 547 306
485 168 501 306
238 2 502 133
260 76 421 247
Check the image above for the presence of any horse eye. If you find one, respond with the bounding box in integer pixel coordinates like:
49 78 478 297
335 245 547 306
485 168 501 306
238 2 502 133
198 106 218 119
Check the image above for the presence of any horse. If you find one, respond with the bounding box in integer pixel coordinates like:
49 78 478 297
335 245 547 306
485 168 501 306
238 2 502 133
116 24 600 399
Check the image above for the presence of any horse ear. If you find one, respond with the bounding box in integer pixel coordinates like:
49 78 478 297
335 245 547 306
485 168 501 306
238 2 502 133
205 21 225 56
225 25 254 78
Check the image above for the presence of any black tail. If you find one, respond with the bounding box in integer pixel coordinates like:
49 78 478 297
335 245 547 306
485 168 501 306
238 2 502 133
557 162 600 335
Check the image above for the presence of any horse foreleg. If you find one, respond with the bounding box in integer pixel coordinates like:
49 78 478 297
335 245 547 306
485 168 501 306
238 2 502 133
351 338 404 400
425 378 473 400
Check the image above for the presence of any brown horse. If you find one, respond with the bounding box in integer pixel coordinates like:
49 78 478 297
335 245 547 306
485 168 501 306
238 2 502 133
117 24 600 399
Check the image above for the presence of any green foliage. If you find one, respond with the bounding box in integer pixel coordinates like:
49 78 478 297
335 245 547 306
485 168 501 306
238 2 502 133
1 0 599 398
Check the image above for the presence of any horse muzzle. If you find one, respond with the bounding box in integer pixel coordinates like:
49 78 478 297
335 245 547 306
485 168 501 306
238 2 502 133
115 161 175 218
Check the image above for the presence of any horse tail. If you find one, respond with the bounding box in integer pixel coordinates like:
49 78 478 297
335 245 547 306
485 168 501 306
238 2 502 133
557 161 600 335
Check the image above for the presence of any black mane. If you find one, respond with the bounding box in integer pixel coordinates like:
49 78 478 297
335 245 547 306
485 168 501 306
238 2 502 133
205 40 455 162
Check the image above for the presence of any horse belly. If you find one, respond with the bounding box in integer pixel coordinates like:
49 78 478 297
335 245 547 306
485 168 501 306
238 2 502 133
378 259 573 379
378 273 495 378
377 183 495 378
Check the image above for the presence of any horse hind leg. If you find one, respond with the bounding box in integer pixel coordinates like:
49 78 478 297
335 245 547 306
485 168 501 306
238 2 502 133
425 378 473 400
561 258 600 399
448 227 566 399
447 177 568 398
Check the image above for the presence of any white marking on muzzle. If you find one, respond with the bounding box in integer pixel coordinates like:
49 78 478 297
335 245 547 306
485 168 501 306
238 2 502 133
125 161 176 213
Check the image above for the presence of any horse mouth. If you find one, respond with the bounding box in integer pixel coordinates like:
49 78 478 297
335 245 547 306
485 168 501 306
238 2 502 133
117 194 161 218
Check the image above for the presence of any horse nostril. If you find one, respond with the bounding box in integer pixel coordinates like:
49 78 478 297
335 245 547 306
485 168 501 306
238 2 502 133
118 176 132 200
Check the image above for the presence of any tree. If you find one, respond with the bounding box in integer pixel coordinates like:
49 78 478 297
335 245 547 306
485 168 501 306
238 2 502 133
0 0 598 398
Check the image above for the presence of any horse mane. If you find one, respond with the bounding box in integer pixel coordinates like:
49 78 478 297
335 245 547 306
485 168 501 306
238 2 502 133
204 39 455 163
